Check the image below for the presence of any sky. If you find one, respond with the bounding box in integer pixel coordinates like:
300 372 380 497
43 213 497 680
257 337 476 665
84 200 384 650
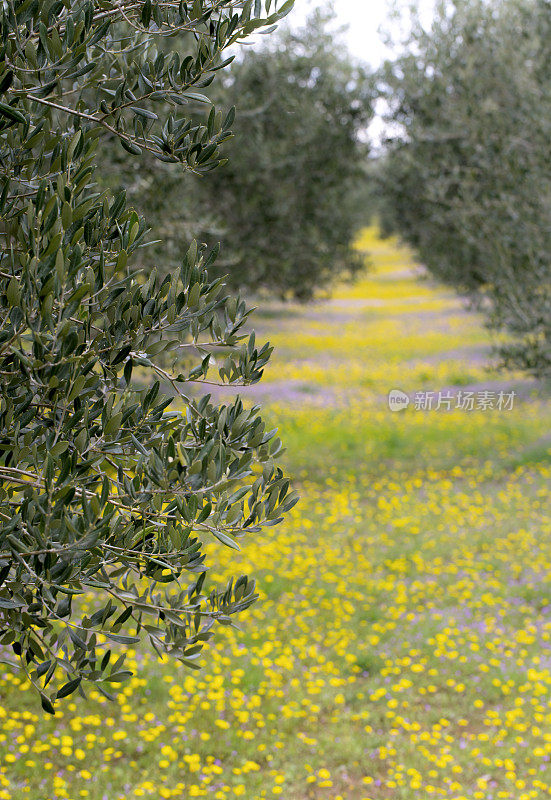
284 0 436 67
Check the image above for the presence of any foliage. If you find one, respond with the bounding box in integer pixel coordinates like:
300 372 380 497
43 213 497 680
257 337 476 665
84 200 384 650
0 0 297 714
204 9 374 299
101 8 374 299
377 0 551 376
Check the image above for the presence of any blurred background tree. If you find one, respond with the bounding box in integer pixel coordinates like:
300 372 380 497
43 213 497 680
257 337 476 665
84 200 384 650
99 7 375 300
377 0 551 377
202 8 374 299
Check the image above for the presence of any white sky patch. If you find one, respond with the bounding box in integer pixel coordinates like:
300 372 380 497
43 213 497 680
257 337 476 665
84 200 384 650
285 0 436 66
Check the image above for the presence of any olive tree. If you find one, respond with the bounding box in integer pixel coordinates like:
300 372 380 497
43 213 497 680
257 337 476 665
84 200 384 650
205 9 374 299
100 7 374 299
0 0 296 714
378 0 551 376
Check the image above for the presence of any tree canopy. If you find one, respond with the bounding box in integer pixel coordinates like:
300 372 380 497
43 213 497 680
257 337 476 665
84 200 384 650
100 8 374 299
204 9 374 299
378 0 551 376
0 0 296 714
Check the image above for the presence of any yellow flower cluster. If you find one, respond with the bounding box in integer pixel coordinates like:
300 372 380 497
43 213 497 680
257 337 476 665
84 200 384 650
0 228 549 799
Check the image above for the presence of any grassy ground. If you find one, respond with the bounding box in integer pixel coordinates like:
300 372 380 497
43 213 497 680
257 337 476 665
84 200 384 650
1 228 551 800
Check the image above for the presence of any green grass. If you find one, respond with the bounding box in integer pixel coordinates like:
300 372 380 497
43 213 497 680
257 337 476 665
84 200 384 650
1 227 550 800
274 402 550 485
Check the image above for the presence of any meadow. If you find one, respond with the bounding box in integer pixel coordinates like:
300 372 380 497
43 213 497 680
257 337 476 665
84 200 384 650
1 228 550 800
